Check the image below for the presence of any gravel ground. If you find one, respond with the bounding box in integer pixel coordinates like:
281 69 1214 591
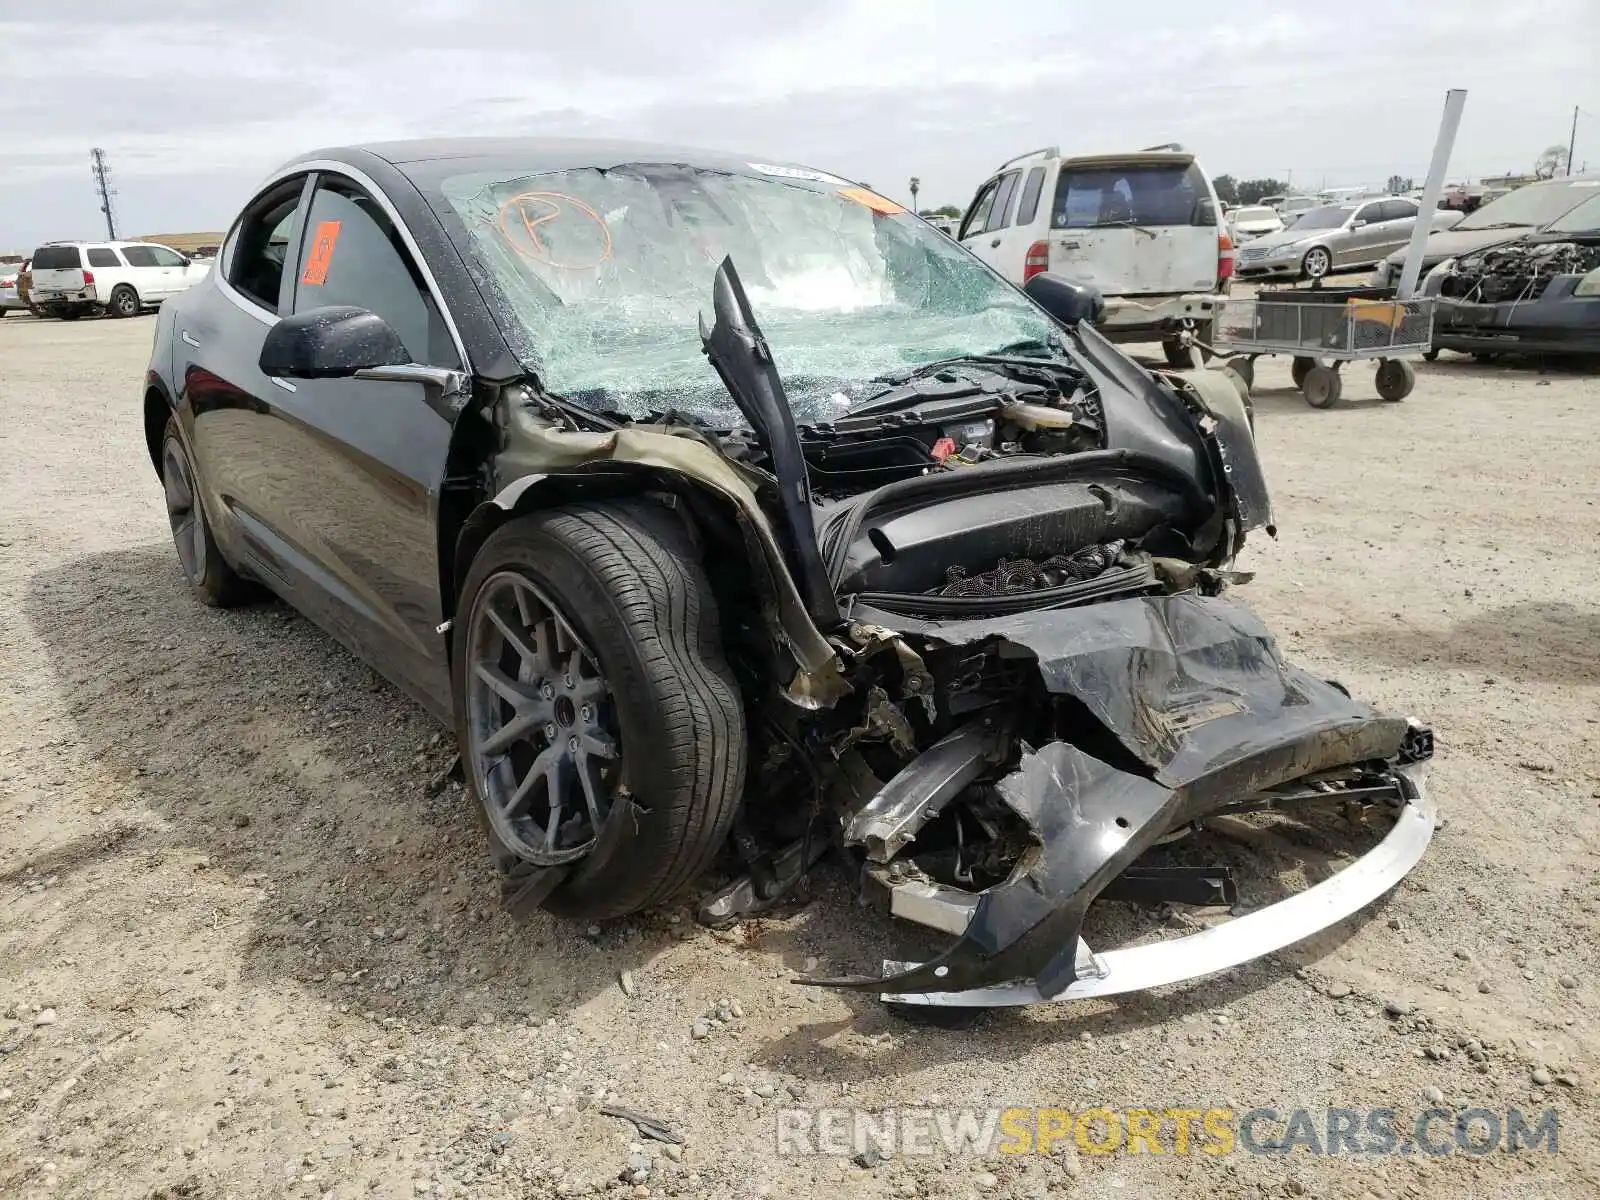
1 311 1597 1200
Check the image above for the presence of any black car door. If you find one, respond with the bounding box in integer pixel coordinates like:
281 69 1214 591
182 174 314 585
237 171 466 720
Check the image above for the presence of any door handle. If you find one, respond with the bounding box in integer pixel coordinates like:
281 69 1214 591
989 238 1002 247
180 330 200 348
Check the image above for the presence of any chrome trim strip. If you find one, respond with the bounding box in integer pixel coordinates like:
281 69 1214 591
255 158 471 371
880 766 1435 1007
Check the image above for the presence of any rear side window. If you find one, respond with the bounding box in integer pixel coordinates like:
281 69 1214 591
959 177 1002 240
291 177 457 366
120 246 158 267
1015 166 1046 226
1051 162 1213 229
86 247 122 268
32 245 81 270
229 178 308 312
1379 200 1417 223
985 170 1023 233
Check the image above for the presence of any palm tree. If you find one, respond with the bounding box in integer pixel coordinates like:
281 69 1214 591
909 177 920 210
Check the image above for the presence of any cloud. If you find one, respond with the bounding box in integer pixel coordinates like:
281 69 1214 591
2 0 1596 249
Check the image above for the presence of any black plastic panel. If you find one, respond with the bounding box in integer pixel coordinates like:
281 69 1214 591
835 478 1188 595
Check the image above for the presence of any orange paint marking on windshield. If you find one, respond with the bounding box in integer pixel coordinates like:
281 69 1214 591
838 187 905 215
496 191 614 269
300 220 342 285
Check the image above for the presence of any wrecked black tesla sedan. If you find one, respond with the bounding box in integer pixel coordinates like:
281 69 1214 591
144 138 1433 1007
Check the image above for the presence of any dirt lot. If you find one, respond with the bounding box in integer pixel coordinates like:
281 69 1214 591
2 311 1597 1200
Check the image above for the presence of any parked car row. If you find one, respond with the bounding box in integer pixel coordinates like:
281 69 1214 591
1235 198 1463 281
2 240 212 320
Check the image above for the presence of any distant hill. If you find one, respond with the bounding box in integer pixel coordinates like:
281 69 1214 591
136 232 227 255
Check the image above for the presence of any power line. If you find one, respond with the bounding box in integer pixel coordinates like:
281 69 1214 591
90 148 118 241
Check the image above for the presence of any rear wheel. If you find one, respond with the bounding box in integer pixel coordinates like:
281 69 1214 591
108 285 140 319
161 418 253 606
1302 364 1343 409
1290 356 1322 388
454 501 748 921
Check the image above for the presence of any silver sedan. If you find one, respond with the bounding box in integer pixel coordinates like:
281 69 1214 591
1234 197 1460 281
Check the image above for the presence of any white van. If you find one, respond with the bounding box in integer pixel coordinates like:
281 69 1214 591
27 240 211 320
957 146 1233 363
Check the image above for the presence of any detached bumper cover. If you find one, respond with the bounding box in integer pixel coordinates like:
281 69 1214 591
881 764 1432 1006
806 593 1430 1002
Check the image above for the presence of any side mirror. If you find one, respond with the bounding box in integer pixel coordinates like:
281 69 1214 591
259 306 409 379
1024 272 1105 327
1351 219 1368 229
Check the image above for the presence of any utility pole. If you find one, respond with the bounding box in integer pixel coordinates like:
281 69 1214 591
90 148 119 240
1569 106 1579 177
909 176 920 212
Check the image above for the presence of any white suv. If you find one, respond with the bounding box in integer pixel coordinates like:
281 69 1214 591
957 146 1233 364
27 240 211 320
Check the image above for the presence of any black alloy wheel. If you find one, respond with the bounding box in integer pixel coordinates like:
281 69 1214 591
464 571 621 866
163 434 209 583
160 419 252 606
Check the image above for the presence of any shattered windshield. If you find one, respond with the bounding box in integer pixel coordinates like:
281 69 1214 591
440 164 1057 427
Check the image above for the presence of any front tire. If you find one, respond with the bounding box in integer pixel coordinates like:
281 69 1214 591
1302 246 1332 280
161 418 252 606
108 285 140 318
454 500 748 921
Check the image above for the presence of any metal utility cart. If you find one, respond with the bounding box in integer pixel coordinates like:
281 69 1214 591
1211 286 1436 409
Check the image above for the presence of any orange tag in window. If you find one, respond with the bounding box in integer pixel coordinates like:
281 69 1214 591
300 220 342 285
838 187 905 215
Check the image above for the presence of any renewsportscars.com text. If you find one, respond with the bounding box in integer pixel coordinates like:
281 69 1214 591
775 1106 1560 1158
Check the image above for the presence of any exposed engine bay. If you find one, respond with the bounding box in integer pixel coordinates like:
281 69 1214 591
1438 240 1600 303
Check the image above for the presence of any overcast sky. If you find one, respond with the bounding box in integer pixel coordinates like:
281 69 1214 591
3 0 1596 250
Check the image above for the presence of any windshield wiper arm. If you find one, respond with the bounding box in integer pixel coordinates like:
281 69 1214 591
1087 219 1159 239
871 339 1067 386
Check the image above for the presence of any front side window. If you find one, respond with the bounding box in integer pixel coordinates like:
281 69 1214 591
148 246 187 267
435 164 1057 428
291 178 456 366
1051 162 1212 229
86 247 122 268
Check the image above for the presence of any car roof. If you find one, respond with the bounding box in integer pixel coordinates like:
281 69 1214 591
278 137 830 184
